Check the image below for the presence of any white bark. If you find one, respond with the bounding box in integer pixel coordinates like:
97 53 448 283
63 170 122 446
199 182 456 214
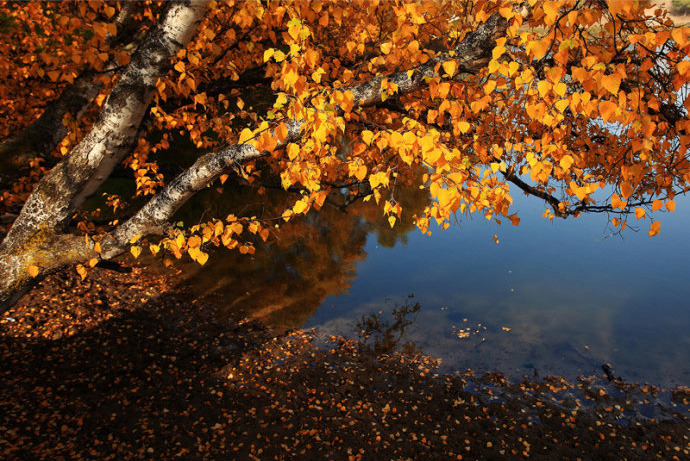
0 1 208 308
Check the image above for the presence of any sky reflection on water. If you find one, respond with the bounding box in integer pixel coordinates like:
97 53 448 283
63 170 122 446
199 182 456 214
305 191 690 387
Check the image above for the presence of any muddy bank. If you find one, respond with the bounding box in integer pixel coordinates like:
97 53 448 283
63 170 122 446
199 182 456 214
0 265 688 460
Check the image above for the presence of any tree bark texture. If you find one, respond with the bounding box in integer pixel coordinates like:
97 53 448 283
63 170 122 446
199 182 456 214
0 1 208 309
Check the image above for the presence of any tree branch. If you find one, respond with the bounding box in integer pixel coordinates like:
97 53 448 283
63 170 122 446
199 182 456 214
107 13 508 247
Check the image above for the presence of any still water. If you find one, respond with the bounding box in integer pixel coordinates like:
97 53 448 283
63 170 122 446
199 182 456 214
175 183 690 387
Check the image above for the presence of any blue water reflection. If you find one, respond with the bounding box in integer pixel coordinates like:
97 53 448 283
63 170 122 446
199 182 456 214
306 190 690 387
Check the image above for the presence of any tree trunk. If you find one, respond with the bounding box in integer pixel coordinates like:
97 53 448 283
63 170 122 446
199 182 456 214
0 1 208 310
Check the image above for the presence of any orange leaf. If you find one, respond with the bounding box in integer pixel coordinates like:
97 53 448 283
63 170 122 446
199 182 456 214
599 100 618 123
28 265 39 277
611 193 627 210
529 39 551 60
76 264 87 280
648 221 661 237
601 74 621 95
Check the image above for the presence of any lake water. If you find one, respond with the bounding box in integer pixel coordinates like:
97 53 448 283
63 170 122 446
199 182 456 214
175 184 690 388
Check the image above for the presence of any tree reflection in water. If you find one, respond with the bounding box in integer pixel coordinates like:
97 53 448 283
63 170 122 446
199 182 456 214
166 170 430 328
355 295 423 358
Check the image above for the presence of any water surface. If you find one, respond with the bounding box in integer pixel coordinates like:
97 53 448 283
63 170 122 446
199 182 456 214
177 183 690 387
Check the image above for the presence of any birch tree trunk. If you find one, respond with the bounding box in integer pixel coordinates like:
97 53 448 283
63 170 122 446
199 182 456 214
0 1 208 309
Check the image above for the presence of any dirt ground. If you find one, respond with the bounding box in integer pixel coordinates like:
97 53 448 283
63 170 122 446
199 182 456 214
1 264 688 460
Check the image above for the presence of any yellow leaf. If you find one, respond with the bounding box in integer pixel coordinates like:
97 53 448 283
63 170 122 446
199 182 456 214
442 60 457 77
263 48 275 62
293 199 309 214
380 42 393 54
239 128 253 144
488 59 500 74
287 143 300 160
457 121 471 134
555 99 569 113
362 130 374 146
553 82 567 97
94 242 102 253
312 68 325 83
197 251 209 266
634 207 646 219
130 245 142 259
28 265 39 277
237 97 245 110
369 171 389 189
76 264 87 280
388 216 396 228
537 81 551 98
129 234 142 244
559 155 574 170
283 69 298 87
492 44 506 60
353 164 367 181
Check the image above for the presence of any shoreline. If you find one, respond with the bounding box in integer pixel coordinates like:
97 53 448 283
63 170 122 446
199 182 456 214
1 264 688 459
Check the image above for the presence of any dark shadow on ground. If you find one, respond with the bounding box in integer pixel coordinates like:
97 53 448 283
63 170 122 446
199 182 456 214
1 266 688 460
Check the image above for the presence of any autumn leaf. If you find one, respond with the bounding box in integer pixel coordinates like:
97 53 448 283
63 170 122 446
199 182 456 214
238 128 254 144
601 74 621 95
442 60 457 77
599 100 618 122
648 221 661 237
